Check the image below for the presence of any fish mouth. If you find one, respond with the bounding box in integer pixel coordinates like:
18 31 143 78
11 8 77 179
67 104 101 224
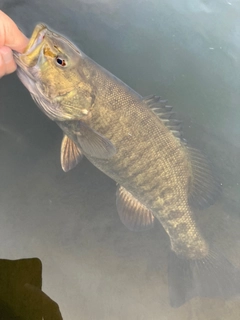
13 24 48 95
24 24 47 55
13 23 48 70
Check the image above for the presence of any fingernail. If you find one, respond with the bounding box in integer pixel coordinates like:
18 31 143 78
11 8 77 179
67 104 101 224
0 47 13 64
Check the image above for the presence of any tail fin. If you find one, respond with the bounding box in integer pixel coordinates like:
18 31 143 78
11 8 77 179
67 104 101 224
168 249 240 308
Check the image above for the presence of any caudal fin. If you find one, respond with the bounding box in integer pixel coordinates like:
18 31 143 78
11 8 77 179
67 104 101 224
168 249 240 308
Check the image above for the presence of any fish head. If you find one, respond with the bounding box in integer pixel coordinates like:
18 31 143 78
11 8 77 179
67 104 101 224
14 24 95 121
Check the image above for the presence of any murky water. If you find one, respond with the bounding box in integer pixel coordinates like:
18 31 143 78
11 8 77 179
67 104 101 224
1 0 240 319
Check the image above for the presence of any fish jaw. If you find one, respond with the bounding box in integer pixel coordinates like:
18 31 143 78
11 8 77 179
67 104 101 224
15 67 37 95
13 24 48 95
24 24 47 54
14 24 47 69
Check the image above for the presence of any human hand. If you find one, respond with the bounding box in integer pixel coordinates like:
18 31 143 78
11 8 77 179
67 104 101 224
0 10 28 78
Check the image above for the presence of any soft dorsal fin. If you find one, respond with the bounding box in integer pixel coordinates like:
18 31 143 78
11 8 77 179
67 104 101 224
143 95 220 209
116 185 155 231
143 95 183 141
61 135 83 172
187 147 221 209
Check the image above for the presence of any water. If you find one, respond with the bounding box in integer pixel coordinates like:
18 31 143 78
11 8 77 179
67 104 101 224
0 0 240 318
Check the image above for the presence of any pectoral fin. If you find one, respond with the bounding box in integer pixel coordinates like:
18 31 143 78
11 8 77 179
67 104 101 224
61 135 83 172
116 185 155 231
74 121 116 159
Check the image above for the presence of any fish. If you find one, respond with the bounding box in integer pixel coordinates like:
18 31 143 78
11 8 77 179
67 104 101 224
13 23 240 307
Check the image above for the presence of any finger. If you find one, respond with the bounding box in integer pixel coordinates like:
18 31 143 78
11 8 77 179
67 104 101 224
0 10 29 52
0 46 16 75
0 52 6 78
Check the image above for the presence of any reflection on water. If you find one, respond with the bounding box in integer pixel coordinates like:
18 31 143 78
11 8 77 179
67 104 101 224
1 0 240 319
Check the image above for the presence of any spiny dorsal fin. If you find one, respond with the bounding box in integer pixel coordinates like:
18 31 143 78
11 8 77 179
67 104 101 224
143 95 183 141
61 135 83 172
116 185 155 231
187 147 221 209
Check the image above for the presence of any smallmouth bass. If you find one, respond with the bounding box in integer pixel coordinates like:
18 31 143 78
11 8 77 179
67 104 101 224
13 24 240 307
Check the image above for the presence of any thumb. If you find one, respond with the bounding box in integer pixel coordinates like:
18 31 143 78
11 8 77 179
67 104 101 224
0 10 28 52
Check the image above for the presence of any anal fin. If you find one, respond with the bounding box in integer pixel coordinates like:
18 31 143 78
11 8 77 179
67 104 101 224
61 135 83 172
116 185 155 231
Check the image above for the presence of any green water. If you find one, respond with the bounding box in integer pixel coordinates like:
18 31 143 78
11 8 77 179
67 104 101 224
1 0 240 318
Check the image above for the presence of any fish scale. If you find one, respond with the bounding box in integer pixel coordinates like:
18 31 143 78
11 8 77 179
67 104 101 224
80 71 208 259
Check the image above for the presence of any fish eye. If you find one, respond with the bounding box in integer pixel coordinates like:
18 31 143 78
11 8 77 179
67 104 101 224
55 56 67 67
